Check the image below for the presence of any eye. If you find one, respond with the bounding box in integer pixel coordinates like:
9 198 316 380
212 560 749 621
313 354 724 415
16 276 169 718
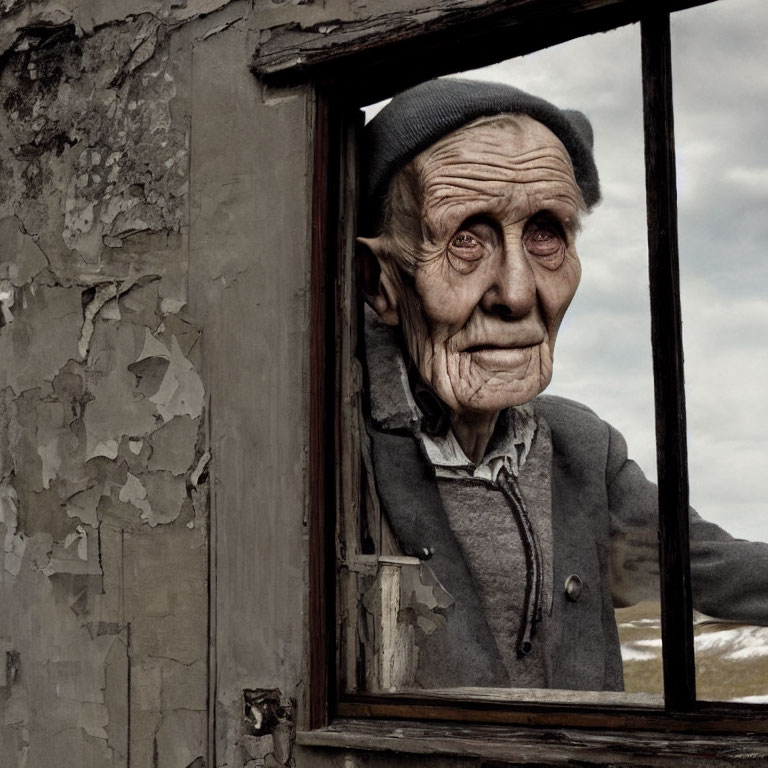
449 230 483 258
523 216 567 268
446 219 498 274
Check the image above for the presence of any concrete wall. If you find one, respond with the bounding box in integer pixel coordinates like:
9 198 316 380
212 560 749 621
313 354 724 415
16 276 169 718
0 2 320 765
0 6 210 766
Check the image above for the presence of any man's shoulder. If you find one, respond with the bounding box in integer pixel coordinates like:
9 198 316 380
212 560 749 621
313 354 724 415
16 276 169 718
533 394 614 457
534 393 601 423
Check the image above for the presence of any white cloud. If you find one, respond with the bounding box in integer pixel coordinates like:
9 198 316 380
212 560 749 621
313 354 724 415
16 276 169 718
723 166 768 197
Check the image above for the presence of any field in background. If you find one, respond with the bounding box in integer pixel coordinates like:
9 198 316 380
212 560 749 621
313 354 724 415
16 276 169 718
617 601 768 701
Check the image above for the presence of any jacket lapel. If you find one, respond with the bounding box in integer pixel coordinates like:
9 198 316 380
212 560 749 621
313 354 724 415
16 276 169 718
535 396 622 691
369 428 508 687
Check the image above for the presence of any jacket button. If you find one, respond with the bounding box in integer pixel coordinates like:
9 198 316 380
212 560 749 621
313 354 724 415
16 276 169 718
564 574 583 601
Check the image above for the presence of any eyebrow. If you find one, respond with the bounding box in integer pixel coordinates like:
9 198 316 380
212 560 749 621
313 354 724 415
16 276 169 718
529 207 584 240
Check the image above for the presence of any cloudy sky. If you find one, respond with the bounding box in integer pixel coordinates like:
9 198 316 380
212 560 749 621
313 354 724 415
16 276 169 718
366 0 767 541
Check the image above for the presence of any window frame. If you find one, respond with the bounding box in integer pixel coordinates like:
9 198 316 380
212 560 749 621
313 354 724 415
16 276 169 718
280 0 768 741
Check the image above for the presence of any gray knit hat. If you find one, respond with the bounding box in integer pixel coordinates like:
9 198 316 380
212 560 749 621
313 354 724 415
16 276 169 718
362 78 600 234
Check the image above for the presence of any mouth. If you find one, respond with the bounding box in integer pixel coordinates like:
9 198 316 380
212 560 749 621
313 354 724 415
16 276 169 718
462 342 541 371
463 341 540 354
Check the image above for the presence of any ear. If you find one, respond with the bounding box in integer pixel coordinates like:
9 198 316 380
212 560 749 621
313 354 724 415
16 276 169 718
356 236 400 326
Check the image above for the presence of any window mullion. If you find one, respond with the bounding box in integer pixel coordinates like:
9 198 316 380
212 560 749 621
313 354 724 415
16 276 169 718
640 9 696 711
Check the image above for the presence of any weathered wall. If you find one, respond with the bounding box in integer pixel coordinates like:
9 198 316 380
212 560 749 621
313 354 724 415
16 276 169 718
0 5 210 766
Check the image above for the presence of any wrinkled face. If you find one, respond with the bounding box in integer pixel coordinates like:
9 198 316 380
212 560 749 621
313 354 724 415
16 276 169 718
384 116 584 416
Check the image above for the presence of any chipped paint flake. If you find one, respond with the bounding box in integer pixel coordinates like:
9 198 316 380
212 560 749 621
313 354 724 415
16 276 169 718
63 524 88 561
1 484 26 577
117 470 185 527
42 523 102 576
78 282 120 361
151 337 204 423
37 436 61 489
160 297 186 315
118 471 153 521
133 329 204 422
88 438 119 462
0 278 14 324
189 450 210 488
142 471 186 526
66 484 107 528
136 326 172 362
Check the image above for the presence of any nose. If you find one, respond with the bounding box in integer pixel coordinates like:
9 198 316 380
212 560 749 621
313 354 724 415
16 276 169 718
479 239 536 320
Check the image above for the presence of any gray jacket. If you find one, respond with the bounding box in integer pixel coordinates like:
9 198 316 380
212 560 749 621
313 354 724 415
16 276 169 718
369 394 768 691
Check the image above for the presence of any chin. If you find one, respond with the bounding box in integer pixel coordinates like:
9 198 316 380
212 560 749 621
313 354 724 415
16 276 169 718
454 377 549 415
447 354 553 414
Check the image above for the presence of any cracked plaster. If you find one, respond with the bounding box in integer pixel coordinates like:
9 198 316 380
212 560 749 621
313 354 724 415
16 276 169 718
0 0 384 762
0 5 211 765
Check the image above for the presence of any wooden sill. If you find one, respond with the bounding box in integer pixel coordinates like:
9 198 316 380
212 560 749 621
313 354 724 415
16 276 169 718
330 687 768 733
297 717 768 766
351 687 664 707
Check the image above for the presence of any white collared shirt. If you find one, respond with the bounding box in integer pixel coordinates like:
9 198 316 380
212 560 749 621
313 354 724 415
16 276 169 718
417 402 538 483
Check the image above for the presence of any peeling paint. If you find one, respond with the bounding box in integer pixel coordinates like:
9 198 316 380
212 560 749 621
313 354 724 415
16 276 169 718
0 279 14 324
63 524 89 560
66 484 106 527
42 522 101 576
147 335 205 423
189 450 210 488
118 471 153 521
0 0 326 763
78 282 119 360
0 14 209 740
363 558 454 691
0 13 190 296
0 483 25 577
36 435 61 489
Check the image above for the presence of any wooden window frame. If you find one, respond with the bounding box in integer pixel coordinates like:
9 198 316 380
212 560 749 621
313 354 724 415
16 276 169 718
257 0 768 751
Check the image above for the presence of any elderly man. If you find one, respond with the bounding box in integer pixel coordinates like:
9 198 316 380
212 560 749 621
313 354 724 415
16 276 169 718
357 78 768 691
